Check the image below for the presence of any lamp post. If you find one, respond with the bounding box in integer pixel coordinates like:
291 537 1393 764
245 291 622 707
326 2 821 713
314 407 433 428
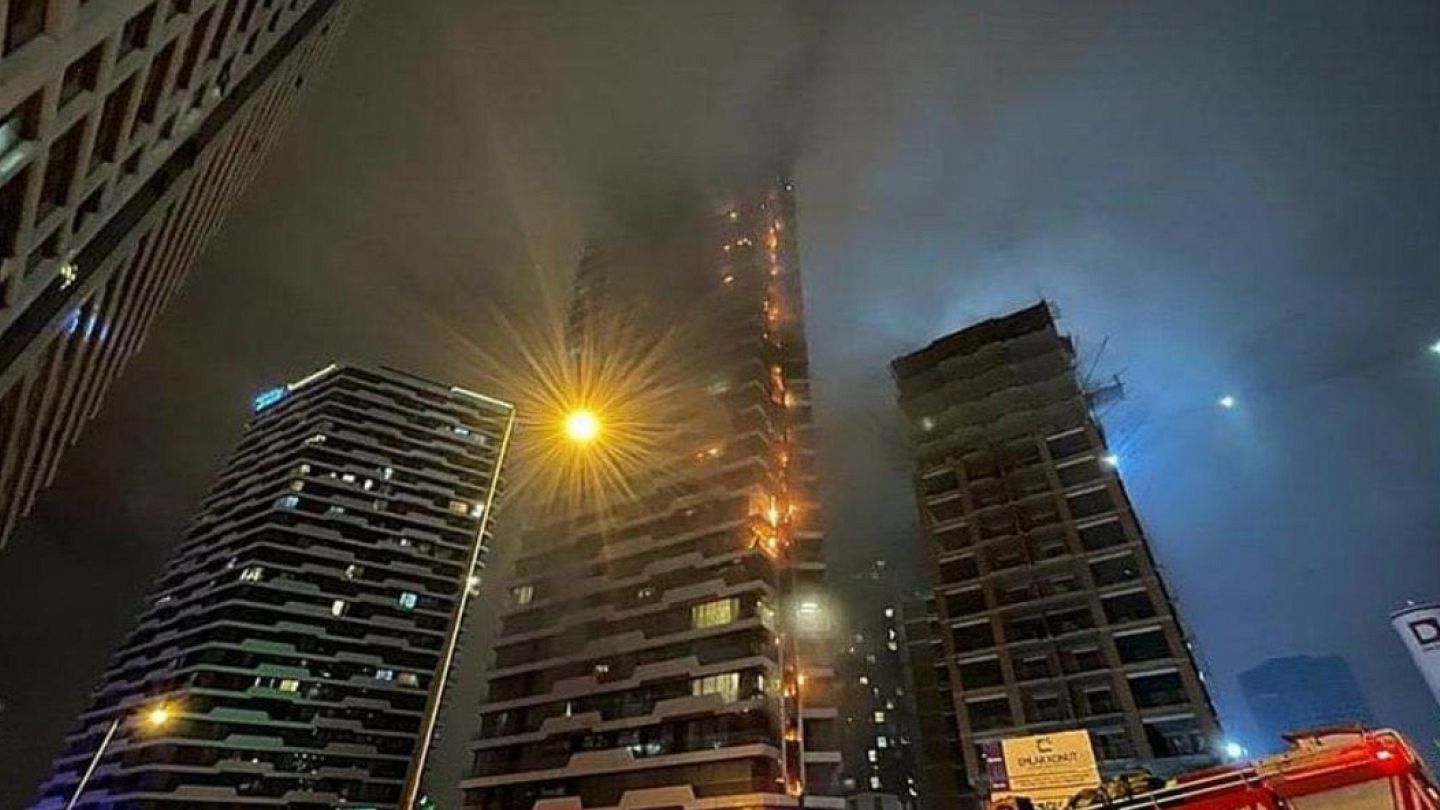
66 703 174 809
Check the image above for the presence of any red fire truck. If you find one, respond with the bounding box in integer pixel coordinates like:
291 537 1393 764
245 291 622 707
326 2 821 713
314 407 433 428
1065 728 1440 810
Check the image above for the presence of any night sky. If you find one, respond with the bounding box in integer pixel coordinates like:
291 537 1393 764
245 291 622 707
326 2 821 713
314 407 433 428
3 1 1439 806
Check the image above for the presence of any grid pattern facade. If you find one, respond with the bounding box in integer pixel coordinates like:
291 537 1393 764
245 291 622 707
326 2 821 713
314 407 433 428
462 181 844 810
0 0 355 548
32 365 512 808
891 303 1221 792
834 564 920 807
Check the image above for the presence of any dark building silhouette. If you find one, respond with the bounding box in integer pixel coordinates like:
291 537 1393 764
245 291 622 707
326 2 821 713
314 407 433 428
1239 655 1375 752
32 365 512 808
891 302 1221 795
0 0 355 548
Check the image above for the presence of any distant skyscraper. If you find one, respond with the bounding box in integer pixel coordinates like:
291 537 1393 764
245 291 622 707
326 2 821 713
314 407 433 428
1239 655 1375 752
891 302 1221 794
0 0 356 549
902 592 972 810
32 365 512 808
462 180 844 809
835 561 921 808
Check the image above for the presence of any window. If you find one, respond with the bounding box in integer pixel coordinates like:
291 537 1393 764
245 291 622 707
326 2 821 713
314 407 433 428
691 672 741 703
278 679 300 692
375 668 395 682
120 5 157 57
1115 627 1171 664
1145 716 1207 757
691 597 737 629
943 587 985 617
1067 487 1116 519
275 495 299 509
93 77 138 169
965 696 1013 732
177 8 215 89
873 710 886 723
1078 518 1128 550
448 499 470 515
238 566 264 582
510 584 534 606
1128 670 1187 709
951 620 995 652
1093 728 1136 761
1090 553 1140 587
397 591 418 610
1056 457 1102 488
397 672 420 687
1083 687 1117 715
0 169 29 260
4 0 46 56
330 599 347 617
1102 589 1156 624
1 93 40 168
60 46 103 107
1046 429 1090 460
40 121 84 214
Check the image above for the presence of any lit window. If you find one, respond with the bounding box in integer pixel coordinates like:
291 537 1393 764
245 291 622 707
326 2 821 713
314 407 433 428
873 711 886 723
397 672 419 687
398 592 418 610
691 672 741 703
275 495 299 509
341 473 355 483
867 749 878 763
343 564 359 580
870 776 883 790
330 599 347 617
884 607 895 618
302 433 326 445
877 735 889 748
448 499 470 515
239 566 264 582
278 679 300 693
691 598 738 629
325 505 345 516
511 584 535 606
451 425 470 436
381 466 394 480
375 668 394 682
594 663 610 676
858 676 869 685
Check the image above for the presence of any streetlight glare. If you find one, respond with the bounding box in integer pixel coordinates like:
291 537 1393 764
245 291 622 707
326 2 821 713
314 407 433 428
144 705 172 730
1429 339 1440 356
563 409 600 444
1218 395 1237 409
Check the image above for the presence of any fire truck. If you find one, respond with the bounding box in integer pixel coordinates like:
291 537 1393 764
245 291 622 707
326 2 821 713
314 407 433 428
1061 728 1440 810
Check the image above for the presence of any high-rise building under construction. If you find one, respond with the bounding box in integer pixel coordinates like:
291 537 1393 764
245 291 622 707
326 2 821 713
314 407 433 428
462 181 844 810
891 303 1220 798
0 0 355 548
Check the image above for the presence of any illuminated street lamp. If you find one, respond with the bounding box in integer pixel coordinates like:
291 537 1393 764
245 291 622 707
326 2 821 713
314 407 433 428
1218 394 1237 409
1100 453 1120 469
1429 340 1440 356
66 702 176 809
563 409 600 444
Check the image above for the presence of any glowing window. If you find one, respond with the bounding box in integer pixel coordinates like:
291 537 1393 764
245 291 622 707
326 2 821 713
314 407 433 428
692 672 741 703
278 679 300 693
238 566 264 582
691 598 738 629
330 599 347 617
398 592 418 610
511 584 535 606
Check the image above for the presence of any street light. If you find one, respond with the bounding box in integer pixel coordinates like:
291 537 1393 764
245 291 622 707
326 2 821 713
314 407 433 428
1429 340 1440 356
66 702 176 809
1218 395 1236 409
563 409 600 444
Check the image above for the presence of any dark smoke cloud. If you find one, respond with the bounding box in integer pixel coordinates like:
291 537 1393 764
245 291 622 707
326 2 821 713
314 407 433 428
3 0 1438 804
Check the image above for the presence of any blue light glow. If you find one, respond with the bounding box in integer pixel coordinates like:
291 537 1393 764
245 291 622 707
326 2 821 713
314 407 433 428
253 387 287 412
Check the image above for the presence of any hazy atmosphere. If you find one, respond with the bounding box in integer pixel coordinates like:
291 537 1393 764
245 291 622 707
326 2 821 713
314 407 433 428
2 1 1438 806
